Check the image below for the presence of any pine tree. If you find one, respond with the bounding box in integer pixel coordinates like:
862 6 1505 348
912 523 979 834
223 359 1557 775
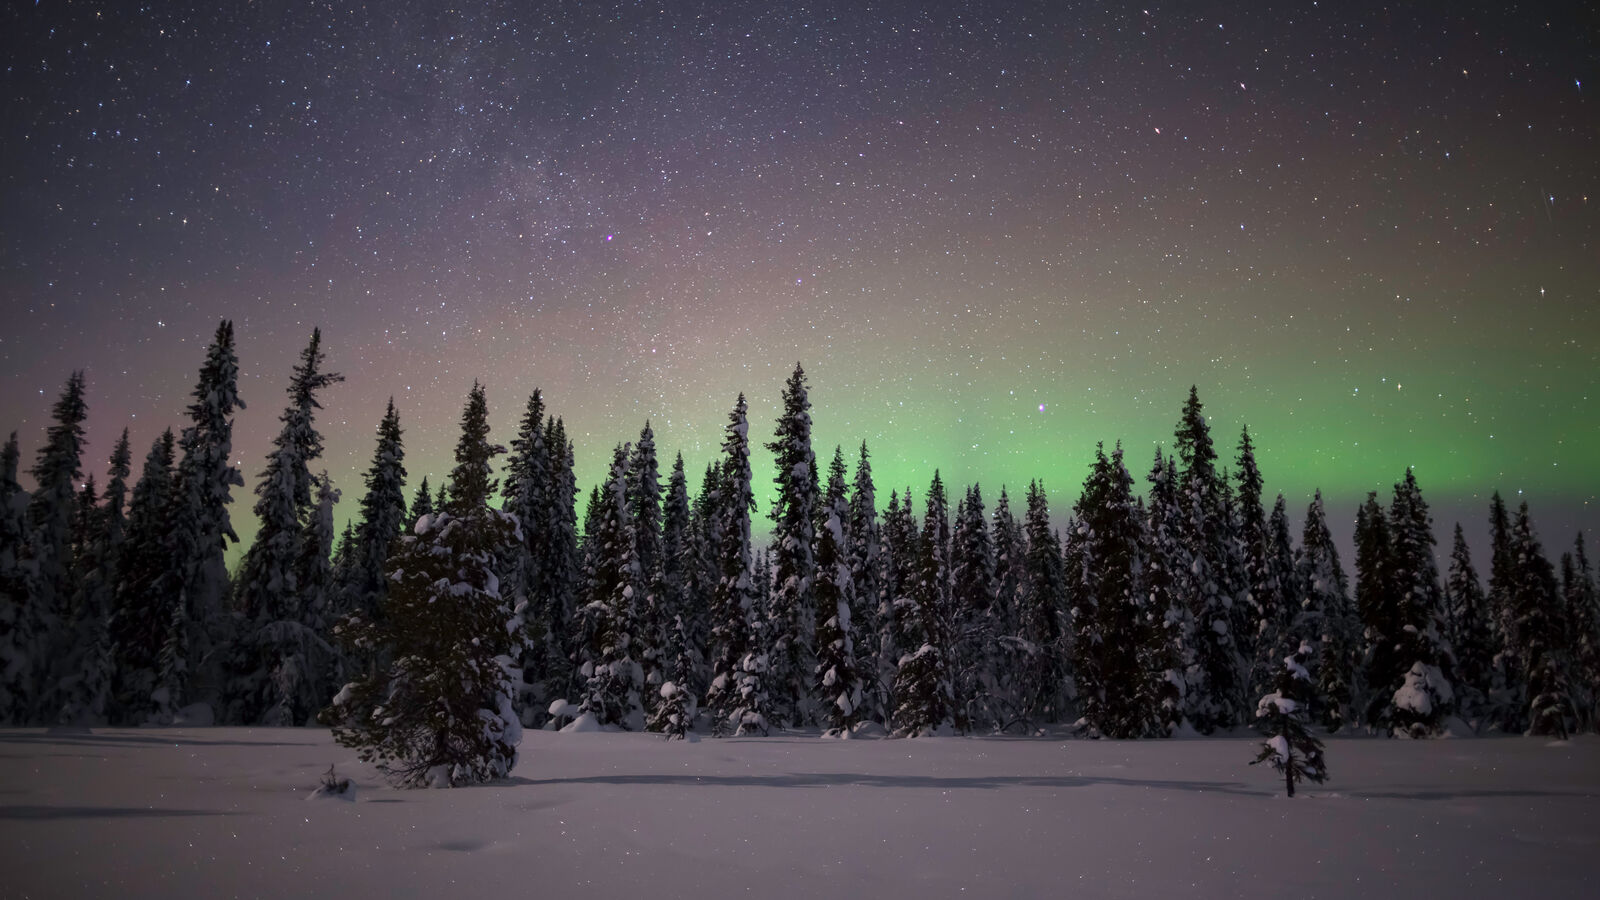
1385 469 1454 737
1173 387 1244 732
648 454 699 737
1251 641 1327 798
500 392 548 722
1485 492 1522 731
167 321 246 712
814 447 863 736
705 394 767 735
879 490 917 729
1444 524 1493 725
1071 443 1161 738
1509 505 1571 738
231 329 343 725
1248 496 1302 706
575 445 645 730
544 417 581 701
1233 427 1267 681
989 486 1028 728
1354 491 1398 728
846 443 888 725
347 399 407 633
26 371 91 717
626 422 664 719
1298 490 1355 732
893 472 957 736
55 429 132 724
1143 450 1191 735
765 363 818 728
1013 480 1067 728
326 379 522 785
109 430 177 724
950 483 998 731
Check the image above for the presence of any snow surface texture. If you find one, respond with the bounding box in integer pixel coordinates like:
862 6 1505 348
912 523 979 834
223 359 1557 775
2 728 1597 898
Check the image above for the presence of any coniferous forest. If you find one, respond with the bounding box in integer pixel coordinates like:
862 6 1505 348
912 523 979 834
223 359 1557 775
2 323 1597 786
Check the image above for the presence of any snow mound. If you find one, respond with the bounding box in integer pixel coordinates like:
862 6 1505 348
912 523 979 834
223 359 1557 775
173 703 215 727
560 712 603 733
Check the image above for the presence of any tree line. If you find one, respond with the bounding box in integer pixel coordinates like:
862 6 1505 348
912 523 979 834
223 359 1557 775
1 323 1596 783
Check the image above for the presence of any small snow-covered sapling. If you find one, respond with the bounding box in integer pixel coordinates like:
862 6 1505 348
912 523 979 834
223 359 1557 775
1251 641 1327 798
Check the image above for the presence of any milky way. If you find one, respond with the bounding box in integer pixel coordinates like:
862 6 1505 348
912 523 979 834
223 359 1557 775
2 1 1595 559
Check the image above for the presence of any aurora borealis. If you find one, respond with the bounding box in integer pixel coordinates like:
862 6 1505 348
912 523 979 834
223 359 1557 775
1 1 1594 559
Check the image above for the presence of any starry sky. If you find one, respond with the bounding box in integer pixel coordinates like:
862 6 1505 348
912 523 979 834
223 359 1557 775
2 1 1595 564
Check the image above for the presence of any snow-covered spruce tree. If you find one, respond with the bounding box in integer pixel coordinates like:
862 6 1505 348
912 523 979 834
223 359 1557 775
1010 480 1068 729
0 432 37 724
1445 523 1493 725
1561 534 1598 731
1485 492 1522 731
679 459 721 701
647 453 699 738
54 430 133 724
1298 490 1356 732
1384 469 1454 738
950 483 998 731
1143 449 1192 735
878 490 917 728
544 417 582 701
1248 496 1302 706
704 394 767 735
500 391 549 722
230 329 343 725
814 447 863 736
26 371 91 717
109 430 177 724
988 486 1028 728
1251 641 1327 798
1173 387 1245 732
345 398 407 644
894 472 957 736
765 363 818 728
575 444 646 730
1071 443 1162 738
626 422 665 719
1354 491 1399 729
167 320 246 712
327 380 521 787
1509 505 1572 738
1233 427 1268 685
845 442 885 723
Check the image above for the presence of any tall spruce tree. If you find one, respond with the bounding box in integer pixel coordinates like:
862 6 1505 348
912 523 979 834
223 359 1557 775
950 483 998 731
109 430 177 724
893 471 957 736
167 321 246 712
576 444 645 729
1071 443 1161 738
766 363 818 727
409 476 433 524
1013 480 1067 728
1510 505 1571 737
231 329 343 725
1233 427 1268 680
327 382 521 786
1485 492 1523 731
27 371 90 714
1172 387 1244 731
55 429 133 724
989 486 1028 727
626 422 664 718
1248 495 1302 705
1297 490 1355 732
1444 524 1493 725
705 394 767 735
1354 491 1397 729
879 490 918 728
846 442 887 725
813 446 863 736
1384 469 1454 737
1144 449 1192 734
501 392 550 721
347 399 407 631
648 453 699 736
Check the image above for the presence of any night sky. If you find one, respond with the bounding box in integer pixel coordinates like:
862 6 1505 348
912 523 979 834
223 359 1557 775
2 1 1595 562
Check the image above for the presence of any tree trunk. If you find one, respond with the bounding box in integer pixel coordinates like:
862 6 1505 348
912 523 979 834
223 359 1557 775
1285 763 1295 798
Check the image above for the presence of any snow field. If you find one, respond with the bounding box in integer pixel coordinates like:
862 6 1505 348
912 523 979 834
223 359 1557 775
2 728 1597 898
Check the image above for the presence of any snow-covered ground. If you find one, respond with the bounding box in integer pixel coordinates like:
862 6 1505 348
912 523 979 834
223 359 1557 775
2 727 1596 898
